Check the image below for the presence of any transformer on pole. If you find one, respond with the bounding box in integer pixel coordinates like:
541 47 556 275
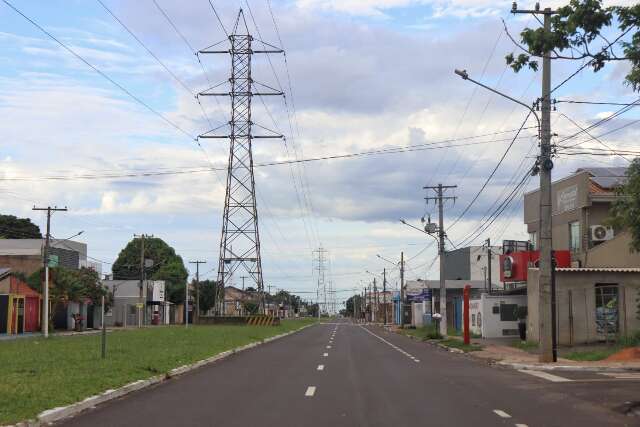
198 10 283 315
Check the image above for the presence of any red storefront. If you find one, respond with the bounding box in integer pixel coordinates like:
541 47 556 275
1 275 41 334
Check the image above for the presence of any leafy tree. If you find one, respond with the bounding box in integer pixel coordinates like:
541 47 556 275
609 158 640 252
112 237 188 304
243 301 259 315
504 1 640 91
0 214 42 238
345 295 363 317
197 279 218 314
27 266 106 331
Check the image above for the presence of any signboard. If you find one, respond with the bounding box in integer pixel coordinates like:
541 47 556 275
150 281 165 302
136 303 144 309
407 288 432 303
557 184 578 213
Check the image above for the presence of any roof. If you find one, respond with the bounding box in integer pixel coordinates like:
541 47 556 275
555 267 640 273
576 167 627 190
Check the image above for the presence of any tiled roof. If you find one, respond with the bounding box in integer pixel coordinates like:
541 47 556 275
576 167 627 190
555 267 640 273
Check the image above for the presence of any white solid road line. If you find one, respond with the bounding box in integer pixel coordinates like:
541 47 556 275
323 352 329 357
317 365 324 371
305 386 316 397
518 369 573 382
359 326 419 363
493 410 511 418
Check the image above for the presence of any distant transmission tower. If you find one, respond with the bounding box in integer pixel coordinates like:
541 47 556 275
313 247 328 316
198 10 283 314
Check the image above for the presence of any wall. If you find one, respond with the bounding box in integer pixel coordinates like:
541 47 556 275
528 268 640 345
0 255 42 276
444 247 470 280
478 294 526 339
584 231 640 268
469 246 502 286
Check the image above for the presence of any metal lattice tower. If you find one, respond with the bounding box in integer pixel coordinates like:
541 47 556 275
198 10 283 314
313 247 329 316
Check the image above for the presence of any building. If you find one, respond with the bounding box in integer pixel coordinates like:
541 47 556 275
469 293 527 339
0 239 88 275
405 279 484 330
102 280 169 327
524 167 629 266
444 245 502 289
527 267 640 345
0 267 41 334
223 286 252 316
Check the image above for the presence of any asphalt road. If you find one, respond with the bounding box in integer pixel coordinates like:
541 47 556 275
59 320 639 426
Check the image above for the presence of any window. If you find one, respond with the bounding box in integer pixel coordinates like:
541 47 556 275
595 284 618 337
472 314 476 326
529 232 537 250
569 221 580 252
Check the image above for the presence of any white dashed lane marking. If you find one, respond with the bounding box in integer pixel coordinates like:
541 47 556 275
326 345 331 349
323 352 328 357
515 424 529 427
305 386 316 397
518 370 573 382
359 326 420 363
493 409 511 418
317 365 324 371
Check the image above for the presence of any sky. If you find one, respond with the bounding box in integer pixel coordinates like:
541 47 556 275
0 0 638 308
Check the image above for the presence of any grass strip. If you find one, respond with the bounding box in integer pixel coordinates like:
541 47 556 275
0 318 317 424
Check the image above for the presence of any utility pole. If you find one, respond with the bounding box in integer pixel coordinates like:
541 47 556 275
189 260 206 324
373 278 378 323
313 247 329 317
512 2 556 363
198 10 284 317
485 238 492 294
383 268 387 325
133 234 153 327
400 251 405 327
424 184 457 337
33 206 67 338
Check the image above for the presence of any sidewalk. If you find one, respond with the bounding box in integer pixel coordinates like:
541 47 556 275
467 337 640 372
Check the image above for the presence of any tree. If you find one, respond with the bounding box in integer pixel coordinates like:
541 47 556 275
27 266 106 331
504 1 640 91
345 295 363 317
197 279 218 314
243 301 259 315
112 237 188 304
0 214 42 238
609 158 640 252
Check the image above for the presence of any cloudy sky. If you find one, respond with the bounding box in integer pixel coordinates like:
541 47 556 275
1 0 637 306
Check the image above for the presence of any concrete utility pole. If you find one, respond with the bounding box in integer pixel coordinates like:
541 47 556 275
33 206 67 338
512 2 557 363
383 268 387 325
133 234 153 327
373 279 378 323
424 184 457 337
485 238 492 294
189 260 206 324
400 251 405 327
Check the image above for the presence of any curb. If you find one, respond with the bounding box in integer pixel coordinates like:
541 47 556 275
498 361 640 373
10 323 316 427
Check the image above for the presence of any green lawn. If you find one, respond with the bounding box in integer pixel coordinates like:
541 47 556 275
563 331 640 362
0 318 317 424
510 340 539 352
399 325 441 341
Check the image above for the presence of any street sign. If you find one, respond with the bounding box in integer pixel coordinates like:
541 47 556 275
136 303 144 309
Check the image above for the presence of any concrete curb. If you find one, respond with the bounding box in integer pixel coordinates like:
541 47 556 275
9 323 316 427
498 361 640 373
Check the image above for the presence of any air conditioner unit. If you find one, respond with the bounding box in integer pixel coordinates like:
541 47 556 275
590 225 614 242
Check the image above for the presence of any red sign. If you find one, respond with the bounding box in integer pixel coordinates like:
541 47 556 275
499 250 571 282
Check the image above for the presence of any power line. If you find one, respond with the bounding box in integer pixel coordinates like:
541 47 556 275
2 0 198 142
207 0 229 38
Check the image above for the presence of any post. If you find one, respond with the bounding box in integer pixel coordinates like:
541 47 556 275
538 9 554 363
373 279 378 323
486 238 492 294
137 234 145 328
551 250 558 362
185 279 189 328
400 251 405 328
463 285 470 345
383 268 387 325
189 260 206 323
101 294 106 359
33 206 67 338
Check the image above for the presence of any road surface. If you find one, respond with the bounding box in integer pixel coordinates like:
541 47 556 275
59 320 639 426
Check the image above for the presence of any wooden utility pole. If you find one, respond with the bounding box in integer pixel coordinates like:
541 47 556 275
33 206 67 338
189 260 206 324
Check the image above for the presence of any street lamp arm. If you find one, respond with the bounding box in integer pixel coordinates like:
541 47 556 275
399 219 440 247
454 69 540 133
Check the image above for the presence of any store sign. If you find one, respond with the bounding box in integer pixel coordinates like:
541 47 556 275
48 254 59 267
407 288 432 302
557 185 578 213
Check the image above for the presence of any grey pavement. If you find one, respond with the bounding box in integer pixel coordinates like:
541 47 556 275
57 319 639 426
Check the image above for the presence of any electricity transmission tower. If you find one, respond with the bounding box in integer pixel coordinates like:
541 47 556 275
198 10 283 315
313 247 329 316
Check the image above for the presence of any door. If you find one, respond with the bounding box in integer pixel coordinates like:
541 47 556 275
0 295 8 333
24 297 39 332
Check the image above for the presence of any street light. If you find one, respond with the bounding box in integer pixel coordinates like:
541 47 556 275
454 69 540 133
